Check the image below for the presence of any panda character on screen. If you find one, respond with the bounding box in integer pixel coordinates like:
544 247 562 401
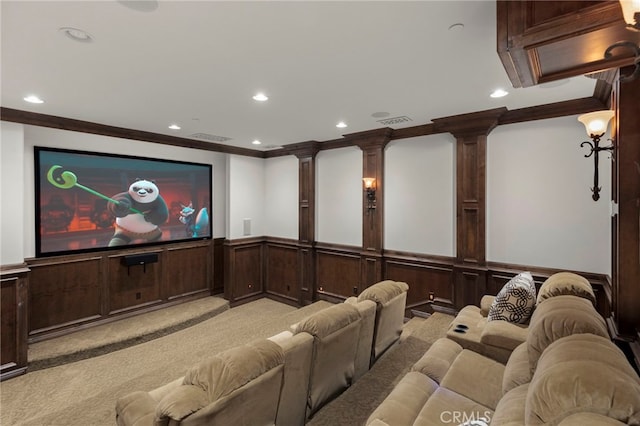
107 179 169 246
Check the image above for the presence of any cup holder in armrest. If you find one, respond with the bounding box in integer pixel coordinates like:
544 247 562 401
452 324 468 334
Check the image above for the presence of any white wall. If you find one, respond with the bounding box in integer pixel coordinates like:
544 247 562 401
487 116 612 275
316 146 362 246
0 123 226 262
264 155 298 239
226 154 265 239
1 122 25 265
385 135 456 256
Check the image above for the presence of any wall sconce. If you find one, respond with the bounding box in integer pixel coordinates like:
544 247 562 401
578 110 615 201
604 1 640 82
620 0 640 31
362 177 376 211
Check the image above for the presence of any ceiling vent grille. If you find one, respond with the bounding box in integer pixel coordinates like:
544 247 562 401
189 133 232 143
376 116 412 126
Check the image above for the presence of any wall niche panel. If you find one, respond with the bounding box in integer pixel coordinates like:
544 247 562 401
225 240 263 303
384 255 454 311
29 257 102 336
316 247 360 299
108 252 161 314
163 243 211 300
265 242 299 302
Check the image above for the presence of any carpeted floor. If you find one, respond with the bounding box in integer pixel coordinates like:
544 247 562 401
0 297 452 426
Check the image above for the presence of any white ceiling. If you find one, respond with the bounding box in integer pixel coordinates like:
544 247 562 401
1 1 597 150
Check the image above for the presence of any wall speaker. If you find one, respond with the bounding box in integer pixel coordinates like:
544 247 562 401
121 253 158 266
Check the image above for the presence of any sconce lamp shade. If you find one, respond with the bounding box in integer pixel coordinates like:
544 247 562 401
619 0 640 28
578 110 614 138
363 177 376 190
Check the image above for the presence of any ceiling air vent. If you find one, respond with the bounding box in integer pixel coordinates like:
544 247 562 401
189 133 232 143
376 116 412 126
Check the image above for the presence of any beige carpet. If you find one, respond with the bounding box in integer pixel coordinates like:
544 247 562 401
0 298 452 426
28 296 230 371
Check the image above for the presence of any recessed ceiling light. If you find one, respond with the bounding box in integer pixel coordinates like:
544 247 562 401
336 121 348 128
168 124 181 130
24 95 44 104
252 139 262 145
490 89 509 98
59 27 93 42
448 23 465 31
253 93 268 102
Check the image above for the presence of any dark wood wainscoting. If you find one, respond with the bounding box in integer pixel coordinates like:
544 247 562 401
26 239 214 341
0 265 29 381
224 237 264 305
315 243 361 302
264 239 299 305
382 251 455 314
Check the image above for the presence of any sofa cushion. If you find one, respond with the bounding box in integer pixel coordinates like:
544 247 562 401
440 349 505 410
526 334 640 425
293 302 360 338
488 272 536 324
412 337 463 384
526 295 608 373
536 271 595 305
366 371 439 426
491 384 528 426
182 339 284 402
414 387 493 426
501 342 531 395
358 280 409 305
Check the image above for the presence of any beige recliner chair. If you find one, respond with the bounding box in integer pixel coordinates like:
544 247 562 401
446 271 596 363
350 280 409 365
292 302 371 420
115 339 284 426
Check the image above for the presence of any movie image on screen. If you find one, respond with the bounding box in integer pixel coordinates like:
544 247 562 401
35 147 212 257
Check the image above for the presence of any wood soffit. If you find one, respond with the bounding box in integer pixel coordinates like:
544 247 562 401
0 95 607 159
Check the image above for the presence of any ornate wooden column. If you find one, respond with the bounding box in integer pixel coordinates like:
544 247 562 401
611 67 640 343
353 128 393 290
433 108 506 309
293 143 319 305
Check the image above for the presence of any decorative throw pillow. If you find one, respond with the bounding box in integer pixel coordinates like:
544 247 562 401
488 272 536 324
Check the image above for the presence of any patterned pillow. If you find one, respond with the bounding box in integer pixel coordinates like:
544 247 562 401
488 272 536 324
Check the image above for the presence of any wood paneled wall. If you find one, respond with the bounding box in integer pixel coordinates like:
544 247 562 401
26 239 215 341
0 265 29 380
223 236 612 319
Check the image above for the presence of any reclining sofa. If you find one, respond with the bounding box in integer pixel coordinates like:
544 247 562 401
115 279 409 426
366 273 640 426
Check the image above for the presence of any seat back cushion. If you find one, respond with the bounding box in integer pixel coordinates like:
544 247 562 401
372 291 407 359
487 272 536 325
536 272 595 305
502 342 531 395
183 339 284 402
181 365 284 426
293 302 361 339
294 302 363 417
526 334 640 425
357 280 409 306
526 295 608 373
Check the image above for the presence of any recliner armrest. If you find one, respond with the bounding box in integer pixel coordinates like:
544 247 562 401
480 320 527 351
480 295 496 317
